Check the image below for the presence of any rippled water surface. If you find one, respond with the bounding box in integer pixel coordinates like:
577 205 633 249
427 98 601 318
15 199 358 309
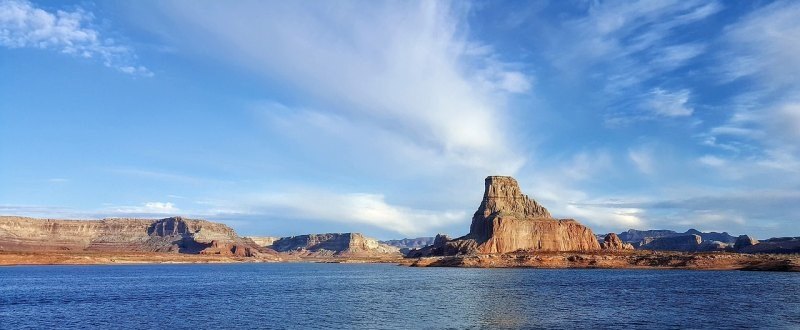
1 263 799 329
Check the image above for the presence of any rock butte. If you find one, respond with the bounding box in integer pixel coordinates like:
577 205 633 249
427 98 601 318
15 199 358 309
430 176 601 255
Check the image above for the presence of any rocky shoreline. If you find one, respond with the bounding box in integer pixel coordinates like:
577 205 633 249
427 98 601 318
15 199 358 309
3 248 797 272
408 251 800 272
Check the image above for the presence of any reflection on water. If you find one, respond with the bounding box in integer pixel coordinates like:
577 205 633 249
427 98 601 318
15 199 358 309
1 263 799 329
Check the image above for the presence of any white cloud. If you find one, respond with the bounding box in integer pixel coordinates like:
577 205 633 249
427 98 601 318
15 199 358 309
628 148 655 174
775 103 800 138
643 88 693 117
201 189 466 237
698 155 726 167
150 1 525 176
111 202 180 215
555 0 720 79
702 1 800 180
650 43 706 70
0 0 151 76
721 1 800 87
497 71 532 94
560 150 613 181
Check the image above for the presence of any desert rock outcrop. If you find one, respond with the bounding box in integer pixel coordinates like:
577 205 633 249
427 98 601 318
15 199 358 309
738 237 800 254
641 234 703 252
428 176 600 255
735 235 759 251
0 216 275 258
271 233 401 258
601 233 634 250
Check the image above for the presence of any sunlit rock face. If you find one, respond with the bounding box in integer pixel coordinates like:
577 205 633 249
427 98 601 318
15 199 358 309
0 216 274 258
270 233 401 258
601 233 635 250
418 176 601 256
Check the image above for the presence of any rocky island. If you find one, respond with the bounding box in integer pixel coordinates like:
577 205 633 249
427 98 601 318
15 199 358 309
406 176 799 272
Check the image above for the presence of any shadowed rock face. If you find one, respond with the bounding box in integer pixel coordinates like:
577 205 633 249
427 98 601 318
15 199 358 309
618 229 737 248
0 216 273 258
735 235 759 251
271 233 401 257
421 176 600 255
380 237 435 249
641 234 703 252
739 237 800 254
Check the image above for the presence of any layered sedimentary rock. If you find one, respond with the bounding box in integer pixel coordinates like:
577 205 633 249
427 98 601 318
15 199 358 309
271 233 401 258
601 233 634 250
425 176 600 256
199 240 262 257
641 234 703 252
619 229 736 248
0 216 274 258
738 237 800 254
685 229 737 244
618 229 678 245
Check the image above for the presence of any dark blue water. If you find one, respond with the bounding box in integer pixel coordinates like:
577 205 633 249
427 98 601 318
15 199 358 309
1 263 798 329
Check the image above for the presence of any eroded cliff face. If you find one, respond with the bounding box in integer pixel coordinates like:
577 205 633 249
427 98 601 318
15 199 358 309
429 176 600 255
0 216 274 258
271 233 401 258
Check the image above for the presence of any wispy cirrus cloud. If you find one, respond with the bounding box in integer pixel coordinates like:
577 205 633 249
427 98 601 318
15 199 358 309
699 1 800 182
643 88 693 117
149 1 527 177
0 0 151 76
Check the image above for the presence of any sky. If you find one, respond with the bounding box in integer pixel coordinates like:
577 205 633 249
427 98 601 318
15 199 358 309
1 0 799 240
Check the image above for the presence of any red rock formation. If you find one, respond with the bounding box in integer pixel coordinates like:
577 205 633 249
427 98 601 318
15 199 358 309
438 176 601 255
0 216 276 259
601 233 634 250
199 240 264 257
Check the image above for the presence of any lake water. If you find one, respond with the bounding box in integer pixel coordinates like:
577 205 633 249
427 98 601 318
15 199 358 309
1 263 798 329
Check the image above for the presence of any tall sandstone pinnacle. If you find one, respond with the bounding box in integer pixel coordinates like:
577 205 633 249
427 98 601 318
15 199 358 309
437 176 600 255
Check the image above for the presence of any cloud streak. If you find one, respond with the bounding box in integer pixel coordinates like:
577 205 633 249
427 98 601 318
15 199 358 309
153 1 526 176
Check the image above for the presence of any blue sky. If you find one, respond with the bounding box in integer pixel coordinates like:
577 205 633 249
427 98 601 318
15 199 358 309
1 0 799 239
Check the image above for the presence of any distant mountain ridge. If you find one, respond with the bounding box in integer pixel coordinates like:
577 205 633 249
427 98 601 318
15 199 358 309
268 233 401 258
0 216 276 258
618 228 737 247
380 237 435 249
